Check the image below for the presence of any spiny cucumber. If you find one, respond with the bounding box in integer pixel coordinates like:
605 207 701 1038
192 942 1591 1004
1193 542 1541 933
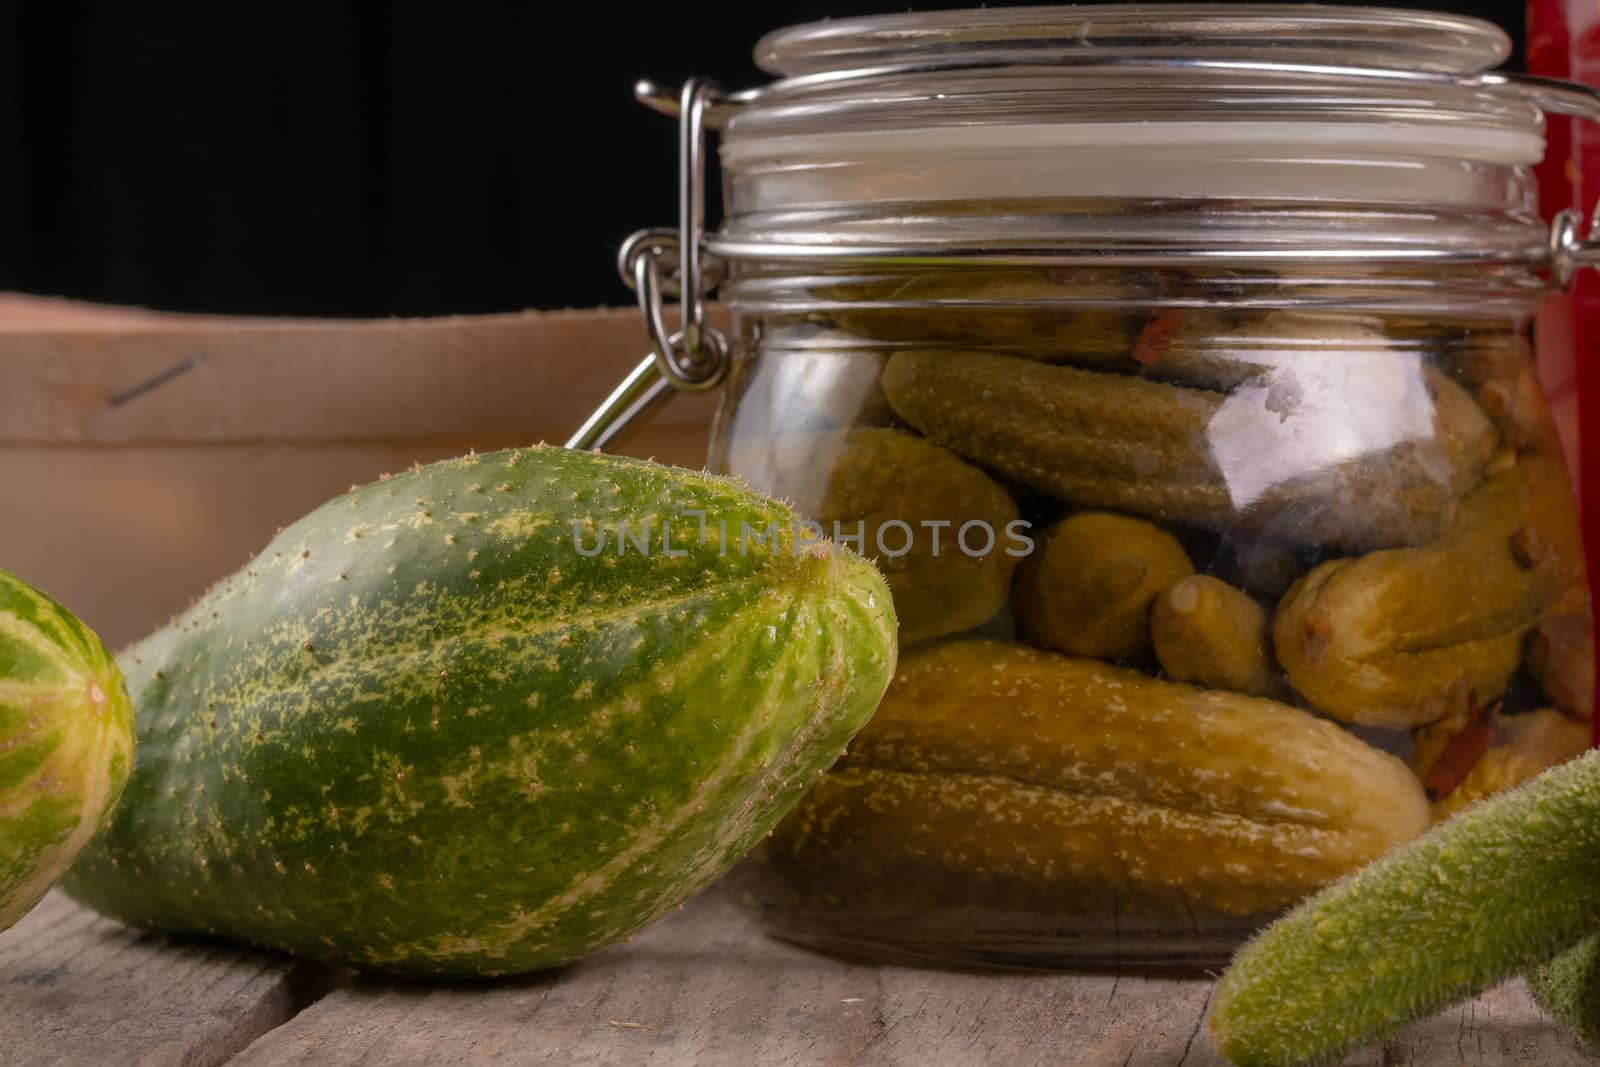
1209 750 1600 1066
61 446 897 977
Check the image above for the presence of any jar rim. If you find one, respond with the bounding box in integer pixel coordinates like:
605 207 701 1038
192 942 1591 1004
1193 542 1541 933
754 4 1511 79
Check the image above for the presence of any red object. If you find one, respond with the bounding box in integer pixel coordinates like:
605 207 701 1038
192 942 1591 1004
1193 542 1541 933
1422 700 1501 802
1131 309 1186 366
1530 0 1600 742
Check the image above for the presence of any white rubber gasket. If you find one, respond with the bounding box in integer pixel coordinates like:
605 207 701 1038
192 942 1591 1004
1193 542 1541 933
724 120 1541 167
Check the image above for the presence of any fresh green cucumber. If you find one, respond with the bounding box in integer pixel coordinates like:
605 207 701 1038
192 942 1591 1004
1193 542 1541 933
1210 749 1600 1066
2 568 133 930
62 446 897 977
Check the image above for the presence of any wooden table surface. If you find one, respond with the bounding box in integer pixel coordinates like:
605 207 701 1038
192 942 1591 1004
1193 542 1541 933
3 886 1595 1067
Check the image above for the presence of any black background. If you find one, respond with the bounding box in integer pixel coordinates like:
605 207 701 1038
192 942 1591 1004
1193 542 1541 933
0 1 1532 316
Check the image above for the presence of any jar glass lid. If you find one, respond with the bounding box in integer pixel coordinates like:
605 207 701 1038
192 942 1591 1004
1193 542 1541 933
727 5 1536 168
755 4 1510 79
619 5 1600 295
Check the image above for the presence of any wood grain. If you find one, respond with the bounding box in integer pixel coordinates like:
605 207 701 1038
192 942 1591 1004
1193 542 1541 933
227 888 1596 1067
0 892 344 1067
0 303 718 446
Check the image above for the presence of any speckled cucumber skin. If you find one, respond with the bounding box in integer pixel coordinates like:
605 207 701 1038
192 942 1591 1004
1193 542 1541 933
1529 932 1600 1054
61 446 897 977
1209 751 1600 1067
1 569 134 930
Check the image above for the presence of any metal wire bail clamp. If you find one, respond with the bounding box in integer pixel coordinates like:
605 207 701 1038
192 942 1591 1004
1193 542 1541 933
565 77 729 453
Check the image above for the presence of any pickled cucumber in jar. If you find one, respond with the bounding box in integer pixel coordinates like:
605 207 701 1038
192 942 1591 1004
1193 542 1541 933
720 287 1590 967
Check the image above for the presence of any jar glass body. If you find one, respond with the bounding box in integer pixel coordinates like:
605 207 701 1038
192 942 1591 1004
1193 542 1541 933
694 6 1595 970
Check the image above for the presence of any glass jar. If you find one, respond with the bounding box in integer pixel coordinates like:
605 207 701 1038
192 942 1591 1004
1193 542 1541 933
577 5 1600 970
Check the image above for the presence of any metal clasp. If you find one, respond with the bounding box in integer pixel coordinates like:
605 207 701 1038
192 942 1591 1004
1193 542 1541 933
1547 203 1600 291
566 78 729 452
1498 74 1600 290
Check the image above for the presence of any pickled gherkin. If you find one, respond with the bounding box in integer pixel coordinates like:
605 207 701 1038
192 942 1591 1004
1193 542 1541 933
1012 512 1192 660
1151 574 1280 698
1274 454 1586 728
880 348 1495 552
763 641 1430 919
732 428 1022 646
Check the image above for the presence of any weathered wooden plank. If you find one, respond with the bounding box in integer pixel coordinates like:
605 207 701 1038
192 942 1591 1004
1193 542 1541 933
3 883 1592 1066
1351 982 1593 1067
0 892 345 1067
229 888 1598 1066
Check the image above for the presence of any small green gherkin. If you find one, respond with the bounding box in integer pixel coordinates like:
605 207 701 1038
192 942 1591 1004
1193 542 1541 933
1209 750 1600 1067
1 569 134 930
1529 933 1600 1054
62 446 897 977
